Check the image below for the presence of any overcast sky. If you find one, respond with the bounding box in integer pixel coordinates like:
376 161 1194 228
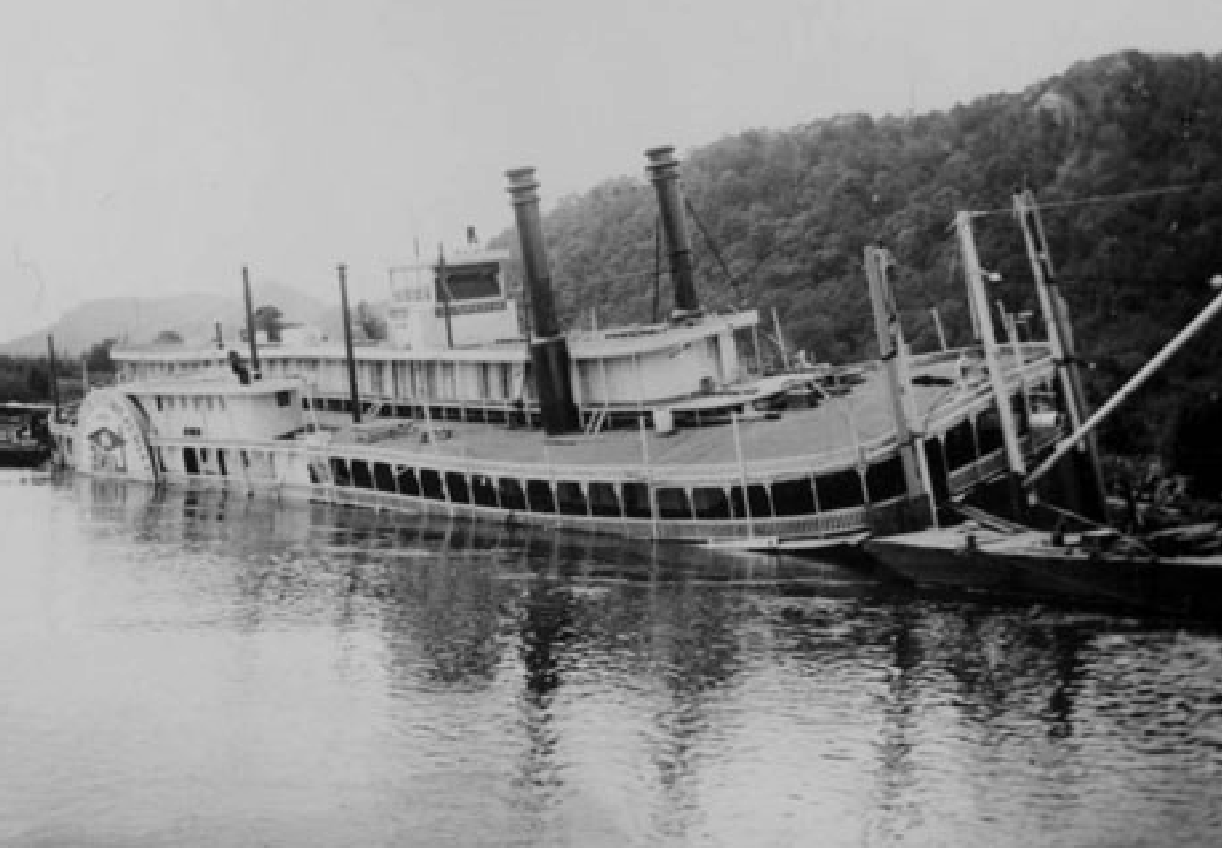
2 0 1218 342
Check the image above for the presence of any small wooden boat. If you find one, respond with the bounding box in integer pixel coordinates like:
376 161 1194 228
864 523 1222 619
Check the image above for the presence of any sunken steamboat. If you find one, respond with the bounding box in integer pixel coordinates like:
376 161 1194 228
51 148 1064 551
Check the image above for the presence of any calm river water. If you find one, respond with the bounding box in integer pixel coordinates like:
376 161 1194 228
2 471 1222 846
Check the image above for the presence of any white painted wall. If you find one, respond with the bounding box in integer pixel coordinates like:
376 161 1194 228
138 389 304 440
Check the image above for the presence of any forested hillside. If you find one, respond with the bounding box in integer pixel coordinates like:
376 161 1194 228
491 51 1222 456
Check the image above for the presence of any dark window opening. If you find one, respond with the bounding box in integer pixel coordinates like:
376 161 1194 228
351 460 373 489
621 481 652 519
771 477 816 516
556 481 588 516
656 487 692 520
471 474 498 507
730 484 773 518
374 462 396 493
420 469 445 500
865 456 907 502
183 447 199 475
396 466 420 496
693 487 731 519
816 469 865 510
976 405 1005 455
526 479 555 513
945 419 978 470
218 450 228 477
588 481 621 517
498 478 527 511
329 456 351 487
445 472 470 504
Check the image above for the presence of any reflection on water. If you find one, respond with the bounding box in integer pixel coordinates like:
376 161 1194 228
2 472 1221 846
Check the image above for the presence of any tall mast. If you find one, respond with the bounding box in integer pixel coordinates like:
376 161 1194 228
338 263 361 424
1013 190 1106 519
242 265 260 379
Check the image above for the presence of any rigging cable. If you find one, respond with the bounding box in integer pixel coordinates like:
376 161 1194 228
964 178 1222 219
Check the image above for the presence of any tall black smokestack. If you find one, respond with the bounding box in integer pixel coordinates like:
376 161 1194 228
506 167 580 435
645 146 700 318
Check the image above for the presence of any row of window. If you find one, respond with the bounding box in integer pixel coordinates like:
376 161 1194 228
155 395 226 413
322 455 907 520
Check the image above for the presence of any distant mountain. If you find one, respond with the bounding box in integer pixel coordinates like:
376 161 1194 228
0 282 336 356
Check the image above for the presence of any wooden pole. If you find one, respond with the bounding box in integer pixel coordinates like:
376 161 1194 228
438 244 454 349
338 263 361 424
46 334 60 416
731 409 753 538
863 247 932 521
242 266 260 379
954 213 1026 477
1013 190 1106 518
771 306 788 368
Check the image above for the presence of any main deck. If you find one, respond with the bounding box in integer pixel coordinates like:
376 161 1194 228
131 344 1059 550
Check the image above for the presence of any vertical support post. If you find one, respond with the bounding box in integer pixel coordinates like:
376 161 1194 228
437 244 454 349
634 350 657 537
46 334 60 416
214 321 224 350
731 410 753 539
954 213 1026 478
242 265 260 379
930 307 948 351
771 307 788 368
863 247 933 525
652 216 662 324
338 263 362 424
1013 190 1106 518
81 353 90 398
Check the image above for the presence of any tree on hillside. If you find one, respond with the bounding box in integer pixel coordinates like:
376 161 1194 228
85 338 118 374
488 50 1222 457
